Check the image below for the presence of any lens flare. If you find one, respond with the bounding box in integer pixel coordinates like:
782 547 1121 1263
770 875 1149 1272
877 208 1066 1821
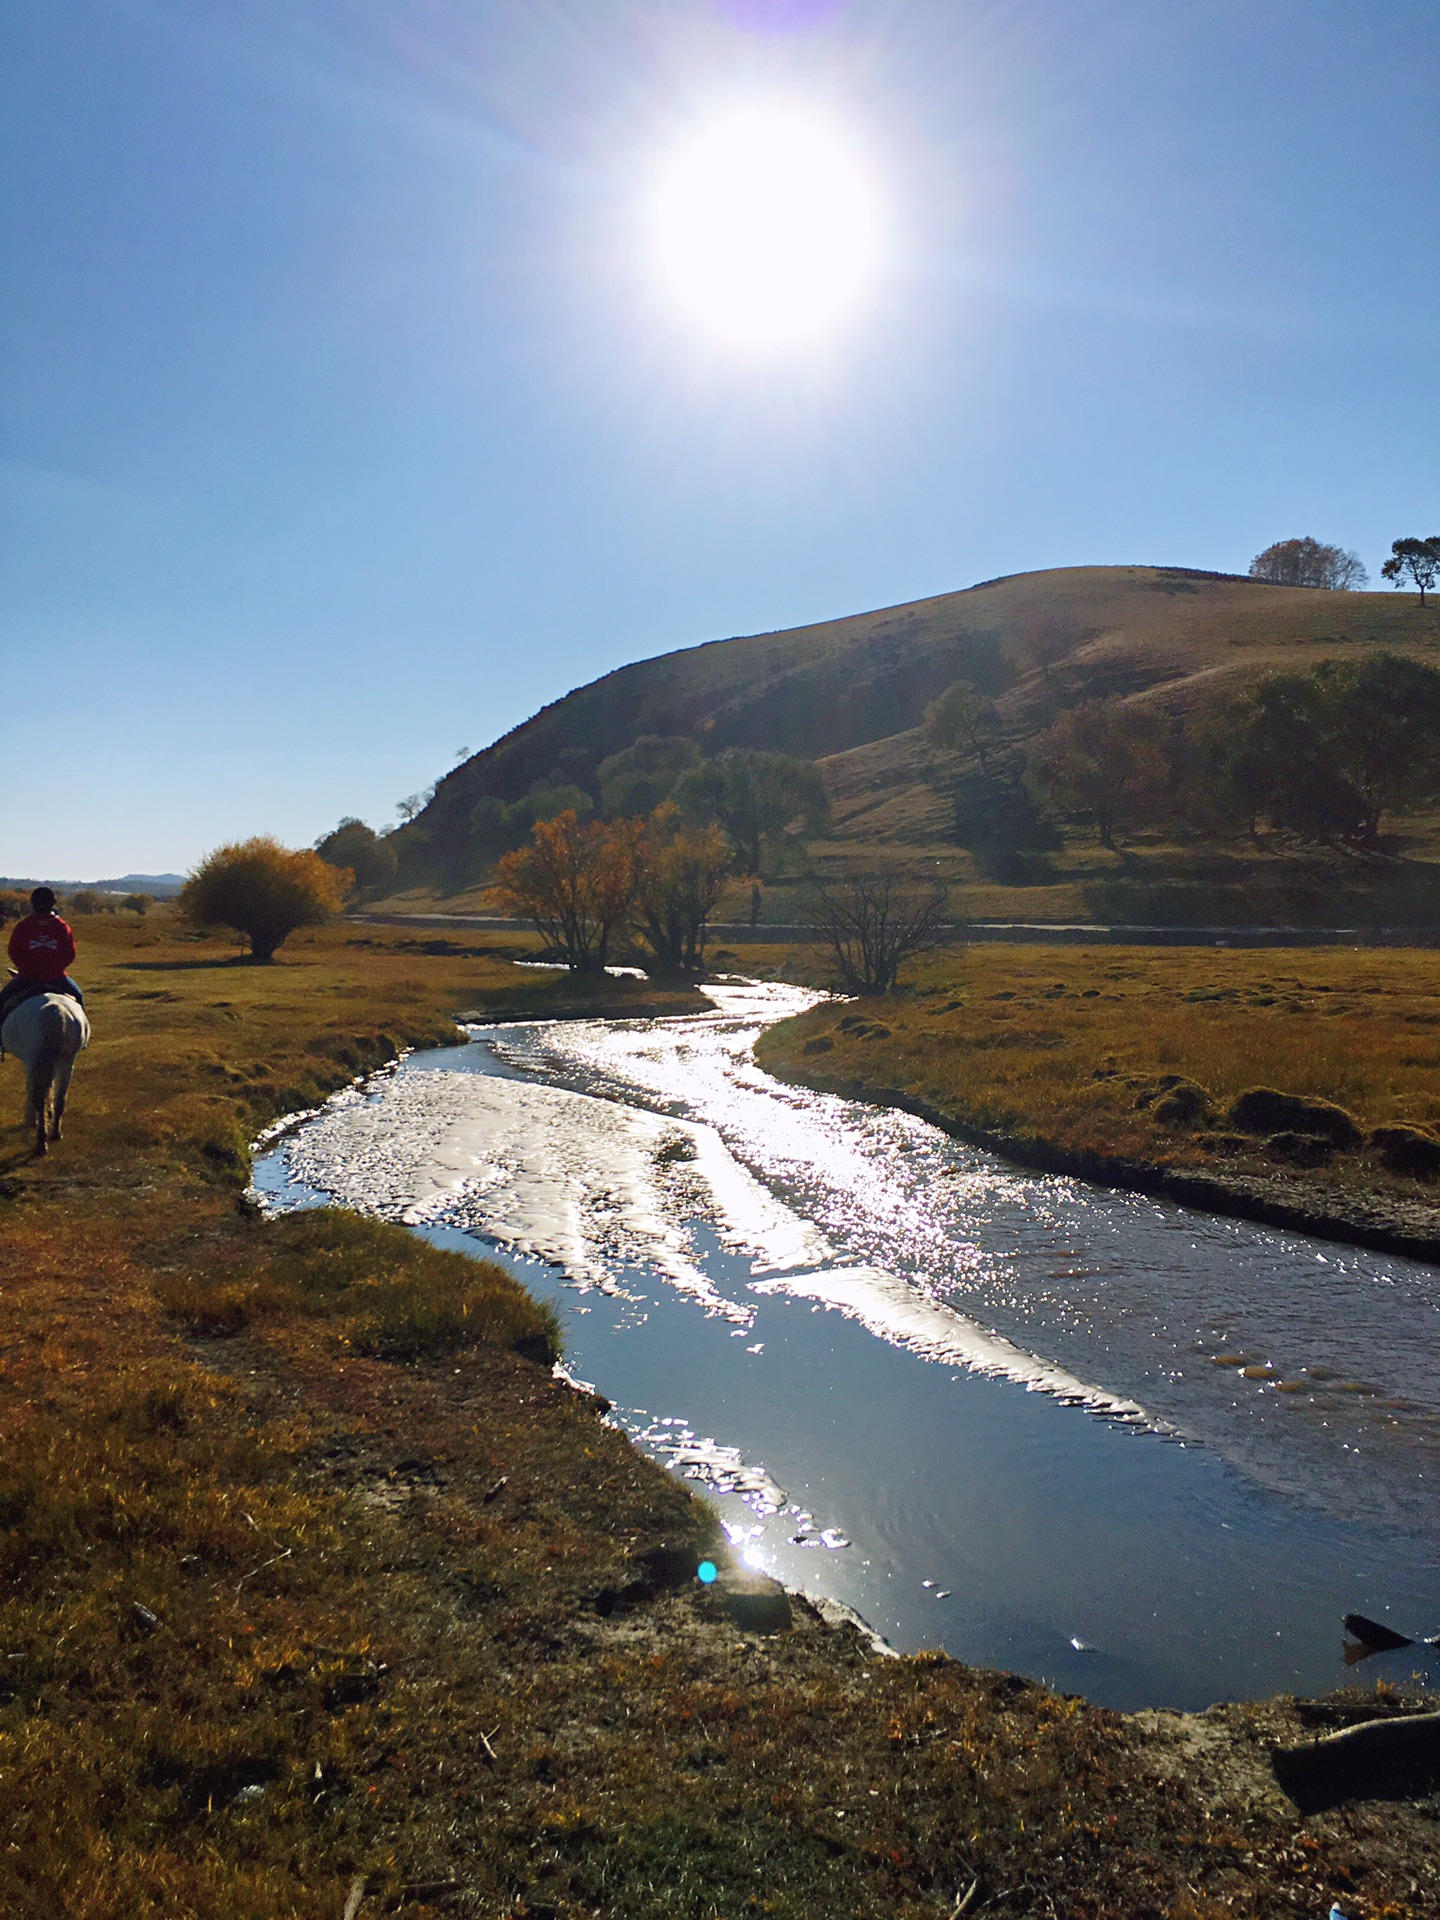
653 107 878 348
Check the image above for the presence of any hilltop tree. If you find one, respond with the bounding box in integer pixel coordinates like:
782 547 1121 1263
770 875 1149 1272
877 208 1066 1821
488 811 642 974
180 838 350 961
395 787 434 824
1249 538 1368 590
1381 536 1440 605
674 749 830 874
632 809 732 977
317 817 398 897
1029 699 1167 851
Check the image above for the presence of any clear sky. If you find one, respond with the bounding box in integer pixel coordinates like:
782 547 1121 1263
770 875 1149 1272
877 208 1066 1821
4 0 1438 878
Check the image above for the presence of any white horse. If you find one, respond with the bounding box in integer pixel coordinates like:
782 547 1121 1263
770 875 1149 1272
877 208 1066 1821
1 993 90 1154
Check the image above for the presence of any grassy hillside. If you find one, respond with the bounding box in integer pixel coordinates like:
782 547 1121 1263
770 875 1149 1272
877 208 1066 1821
393 565 1440 922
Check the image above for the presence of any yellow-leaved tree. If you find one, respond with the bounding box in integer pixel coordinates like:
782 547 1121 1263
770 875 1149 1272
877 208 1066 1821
632 809 731 977
489 811 642 973
179 837 351 961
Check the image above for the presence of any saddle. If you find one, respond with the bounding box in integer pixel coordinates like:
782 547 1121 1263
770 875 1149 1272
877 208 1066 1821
0 974 85 1026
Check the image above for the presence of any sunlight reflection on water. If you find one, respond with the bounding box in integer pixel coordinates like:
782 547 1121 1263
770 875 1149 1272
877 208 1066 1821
254 980 1440 1708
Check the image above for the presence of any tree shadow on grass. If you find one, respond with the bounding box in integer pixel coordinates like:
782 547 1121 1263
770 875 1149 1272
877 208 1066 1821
121 956 269 972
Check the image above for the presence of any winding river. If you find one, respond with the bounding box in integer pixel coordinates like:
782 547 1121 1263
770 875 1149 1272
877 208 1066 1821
253 979 1440 1711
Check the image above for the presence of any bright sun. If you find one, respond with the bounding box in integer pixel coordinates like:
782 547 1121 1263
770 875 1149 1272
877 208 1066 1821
653 108 878 348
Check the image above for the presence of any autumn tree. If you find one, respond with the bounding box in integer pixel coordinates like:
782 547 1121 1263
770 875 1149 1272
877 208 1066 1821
923 680 1001 771
950 752 1060 882
674 749 830 874
1249 537 1368 590
1200 654 1440 846
805 867 951 995
179 837 350 961
1381 536 1440 605
488 811 641 973
1029 699 1167 850
316 817 399 897
1023 610 1084 681
632 809 732 977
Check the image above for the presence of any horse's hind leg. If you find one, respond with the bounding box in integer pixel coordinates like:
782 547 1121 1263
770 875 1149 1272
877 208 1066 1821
26 1077 48 1156
49 1060 75 1142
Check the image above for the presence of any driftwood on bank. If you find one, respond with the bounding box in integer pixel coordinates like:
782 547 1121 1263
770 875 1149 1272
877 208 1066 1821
1271 1711 1440 1813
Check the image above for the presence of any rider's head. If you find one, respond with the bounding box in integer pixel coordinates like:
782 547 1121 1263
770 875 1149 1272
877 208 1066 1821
29 887 57 913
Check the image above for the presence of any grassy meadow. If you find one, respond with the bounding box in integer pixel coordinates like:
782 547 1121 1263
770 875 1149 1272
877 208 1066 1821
1 911 1436 1916
757 942 1440 1197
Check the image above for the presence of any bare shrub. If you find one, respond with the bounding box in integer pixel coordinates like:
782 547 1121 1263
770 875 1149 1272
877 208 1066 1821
805 869 951 995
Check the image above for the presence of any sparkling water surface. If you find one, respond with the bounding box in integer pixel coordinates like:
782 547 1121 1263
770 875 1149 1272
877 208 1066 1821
253 981 1440 1710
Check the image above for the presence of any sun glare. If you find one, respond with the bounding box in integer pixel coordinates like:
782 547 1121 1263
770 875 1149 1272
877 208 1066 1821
653 107 878 348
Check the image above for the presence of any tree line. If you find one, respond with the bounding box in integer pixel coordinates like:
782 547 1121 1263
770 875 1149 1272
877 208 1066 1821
486 807 729 976
933 650 1440 866
316 744 831 903
1248 532 1439 598
0 888 152 922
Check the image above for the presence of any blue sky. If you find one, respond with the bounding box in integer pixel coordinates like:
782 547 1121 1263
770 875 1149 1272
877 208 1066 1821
4 0 1438 877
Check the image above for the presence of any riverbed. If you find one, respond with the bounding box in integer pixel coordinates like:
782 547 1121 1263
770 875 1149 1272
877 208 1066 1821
252 980 1440 1711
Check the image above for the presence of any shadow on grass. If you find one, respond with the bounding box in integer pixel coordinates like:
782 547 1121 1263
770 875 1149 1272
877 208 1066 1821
121 955 269 972
0 1132 43 1177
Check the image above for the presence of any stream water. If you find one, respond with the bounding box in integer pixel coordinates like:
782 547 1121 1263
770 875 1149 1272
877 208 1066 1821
252 980 1440 1711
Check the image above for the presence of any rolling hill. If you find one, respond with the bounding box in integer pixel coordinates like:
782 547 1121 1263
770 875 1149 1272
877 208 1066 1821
392 564 1440 924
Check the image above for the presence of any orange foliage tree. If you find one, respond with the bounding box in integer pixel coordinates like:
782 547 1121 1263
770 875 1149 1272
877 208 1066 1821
1029 699 1167 851
179 837 351 961
633 811 731 977
489 811 642 973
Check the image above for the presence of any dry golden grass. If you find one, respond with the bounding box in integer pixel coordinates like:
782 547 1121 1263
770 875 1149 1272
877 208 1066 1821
758 942 1440 1198
2 915 1435 1916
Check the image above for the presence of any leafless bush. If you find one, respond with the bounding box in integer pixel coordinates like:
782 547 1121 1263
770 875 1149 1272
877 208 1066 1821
804 869 951 995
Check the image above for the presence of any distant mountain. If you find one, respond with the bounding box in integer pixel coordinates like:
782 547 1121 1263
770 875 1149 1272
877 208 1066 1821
91 873 185 896
0 873 185 897
398 563 1417 885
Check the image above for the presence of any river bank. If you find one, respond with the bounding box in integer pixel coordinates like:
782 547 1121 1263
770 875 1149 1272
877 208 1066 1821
755 943 1440 1268
3 916 1437 1916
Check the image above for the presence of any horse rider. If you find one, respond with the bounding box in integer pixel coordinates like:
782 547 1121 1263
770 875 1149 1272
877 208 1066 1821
0 887 86 1029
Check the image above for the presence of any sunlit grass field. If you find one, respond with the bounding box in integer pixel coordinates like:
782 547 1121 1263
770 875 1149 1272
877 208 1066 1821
2 914 1435 1915
758 942 1440 1188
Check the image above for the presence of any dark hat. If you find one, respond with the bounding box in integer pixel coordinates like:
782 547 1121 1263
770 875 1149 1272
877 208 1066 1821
30 886 57 911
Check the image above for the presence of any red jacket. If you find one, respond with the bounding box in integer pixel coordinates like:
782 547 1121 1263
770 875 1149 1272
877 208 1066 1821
8 912 77 981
